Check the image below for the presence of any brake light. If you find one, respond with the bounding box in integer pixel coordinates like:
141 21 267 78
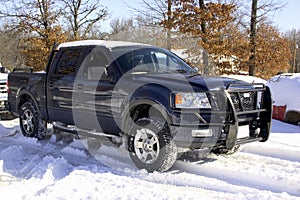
6 80 9 95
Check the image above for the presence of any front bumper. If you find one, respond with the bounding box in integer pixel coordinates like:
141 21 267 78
170 125 223 149
169 84 272 150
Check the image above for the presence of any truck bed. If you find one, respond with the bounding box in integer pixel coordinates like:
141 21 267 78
8 71 47 117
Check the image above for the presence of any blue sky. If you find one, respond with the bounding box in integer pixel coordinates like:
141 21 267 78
272 0 300 32
101 0 300 32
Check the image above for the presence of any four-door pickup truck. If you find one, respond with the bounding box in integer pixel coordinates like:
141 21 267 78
7 40 272 172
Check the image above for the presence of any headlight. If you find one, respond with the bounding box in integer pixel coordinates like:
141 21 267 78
175 92 211 109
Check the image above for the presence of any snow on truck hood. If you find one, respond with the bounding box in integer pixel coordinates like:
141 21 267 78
222 75 267 84
130 73 247 92
57 40 151 50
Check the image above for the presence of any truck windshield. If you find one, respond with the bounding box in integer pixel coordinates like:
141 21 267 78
111 47 197 75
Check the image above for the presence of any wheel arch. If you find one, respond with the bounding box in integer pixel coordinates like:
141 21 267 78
16 90 41 117
121 98 172 135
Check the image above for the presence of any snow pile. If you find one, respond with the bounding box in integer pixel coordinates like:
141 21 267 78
267 73 300 111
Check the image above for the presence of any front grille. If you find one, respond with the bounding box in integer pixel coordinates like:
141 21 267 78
229 91 257 112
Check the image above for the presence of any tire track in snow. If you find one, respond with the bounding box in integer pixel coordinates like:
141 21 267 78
242 145 300 162
0 129 137 174
171 145 300 198
173 157 300 197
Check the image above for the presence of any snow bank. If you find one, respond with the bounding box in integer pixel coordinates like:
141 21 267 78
267 73 300 111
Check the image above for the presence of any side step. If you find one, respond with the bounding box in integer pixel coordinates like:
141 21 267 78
53 123 77 134
235 136 263 145
52 122 120 139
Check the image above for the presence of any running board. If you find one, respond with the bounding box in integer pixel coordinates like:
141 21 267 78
235 137 263 145
52 123 120 139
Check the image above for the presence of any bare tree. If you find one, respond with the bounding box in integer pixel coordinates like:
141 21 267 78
107 16 169 47
0 0 67 70
248 0 258 76
128 0 173 50
109 18 134 36
237 0 285 75
60 0 108 40
285 29 300 73
0 0 61 41
0 28 25 70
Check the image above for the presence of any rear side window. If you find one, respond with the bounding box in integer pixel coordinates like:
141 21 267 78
56 49 83 75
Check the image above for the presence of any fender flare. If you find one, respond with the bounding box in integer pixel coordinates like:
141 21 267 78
16 88 41 117
121 98 172 135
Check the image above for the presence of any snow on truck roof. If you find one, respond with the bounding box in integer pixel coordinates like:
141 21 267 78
57 40 151 49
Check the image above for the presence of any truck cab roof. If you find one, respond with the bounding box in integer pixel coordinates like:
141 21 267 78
57 40 151 50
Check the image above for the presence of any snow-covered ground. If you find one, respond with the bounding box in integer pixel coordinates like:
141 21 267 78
0 118 299 199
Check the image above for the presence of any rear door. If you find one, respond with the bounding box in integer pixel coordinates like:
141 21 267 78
72 46 121 133
47 47 86 124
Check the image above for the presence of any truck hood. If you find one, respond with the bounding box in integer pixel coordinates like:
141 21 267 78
130 73 246 92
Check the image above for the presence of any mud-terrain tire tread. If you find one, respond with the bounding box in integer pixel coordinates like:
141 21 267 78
128 118 177 172
19 101 47 139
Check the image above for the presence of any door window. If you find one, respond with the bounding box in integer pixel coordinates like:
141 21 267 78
83 48 114 81
56 49 83 75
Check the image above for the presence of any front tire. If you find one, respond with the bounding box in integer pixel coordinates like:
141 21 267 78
19 101 46 139
128 118 177 172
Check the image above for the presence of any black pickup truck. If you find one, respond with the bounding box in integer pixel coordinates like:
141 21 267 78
7 40 272 172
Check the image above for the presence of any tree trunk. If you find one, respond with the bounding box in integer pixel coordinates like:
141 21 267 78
166 0 172 50
199 0 206 36
199 0 208 74
249 0 258 76
292 30 297 73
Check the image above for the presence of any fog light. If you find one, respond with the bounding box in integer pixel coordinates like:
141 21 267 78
191 129 213 137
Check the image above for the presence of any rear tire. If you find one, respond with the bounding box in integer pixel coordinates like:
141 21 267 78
128 118 177 172
19 101 47 139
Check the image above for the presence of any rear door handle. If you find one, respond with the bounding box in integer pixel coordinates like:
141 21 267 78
49 81 54 89
76 84 84 91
